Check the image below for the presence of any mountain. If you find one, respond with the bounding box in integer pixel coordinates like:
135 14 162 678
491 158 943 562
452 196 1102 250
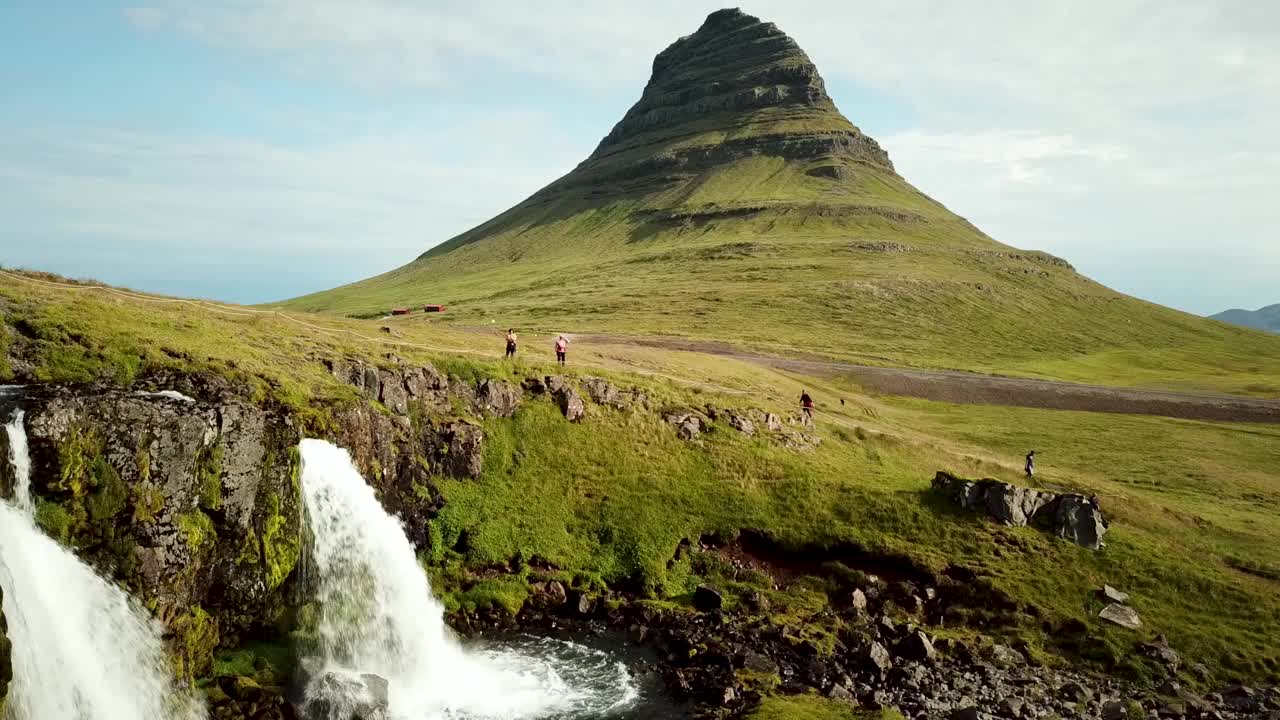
1212 304 1280 333
282 8 1280 386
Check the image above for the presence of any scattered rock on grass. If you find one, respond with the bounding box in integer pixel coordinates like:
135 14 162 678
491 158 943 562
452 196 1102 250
1102 585 1130 604
1099 603 1142 630
581 376 628 409
693 585 723 612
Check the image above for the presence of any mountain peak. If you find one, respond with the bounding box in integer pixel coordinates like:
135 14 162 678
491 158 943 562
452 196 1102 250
592 8 840 156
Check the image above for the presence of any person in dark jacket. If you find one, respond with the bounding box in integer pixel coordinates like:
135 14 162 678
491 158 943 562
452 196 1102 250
800 391 814 420
1025 450 1036 479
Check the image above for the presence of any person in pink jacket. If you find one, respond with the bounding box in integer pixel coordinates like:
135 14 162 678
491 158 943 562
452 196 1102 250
554 335 569 366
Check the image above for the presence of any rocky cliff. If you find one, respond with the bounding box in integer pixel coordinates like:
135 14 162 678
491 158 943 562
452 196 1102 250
3 357 801 689
17 383 302 679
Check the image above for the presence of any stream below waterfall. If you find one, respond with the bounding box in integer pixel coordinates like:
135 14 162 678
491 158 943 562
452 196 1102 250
298 438 685 720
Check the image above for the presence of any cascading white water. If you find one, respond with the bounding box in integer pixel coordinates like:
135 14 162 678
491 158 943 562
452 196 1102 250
0 410 206 720
299 439 641 720
4 409 31 513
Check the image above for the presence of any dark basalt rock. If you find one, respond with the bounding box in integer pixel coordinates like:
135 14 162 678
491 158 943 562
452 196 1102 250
932 471 1109 550
693 584 724 612
19 386 302 678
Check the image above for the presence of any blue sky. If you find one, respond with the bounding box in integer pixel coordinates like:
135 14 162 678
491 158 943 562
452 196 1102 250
2 1 1278 315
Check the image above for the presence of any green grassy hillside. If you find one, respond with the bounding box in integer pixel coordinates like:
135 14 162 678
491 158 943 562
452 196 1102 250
4 272 1279 685
278 10 1280 396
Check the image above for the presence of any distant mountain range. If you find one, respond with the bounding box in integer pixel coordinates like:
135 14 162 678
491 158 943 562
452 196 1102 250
1211 304 1280 333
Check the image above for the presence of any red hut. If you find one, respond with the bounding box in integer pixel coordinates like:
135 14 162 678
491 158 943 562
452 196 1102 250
423 304 446 313
391 307 411 316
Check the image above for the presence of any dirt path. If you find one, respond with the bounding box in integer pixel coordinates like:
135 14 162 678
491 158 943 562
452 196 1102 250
576 334 1280 424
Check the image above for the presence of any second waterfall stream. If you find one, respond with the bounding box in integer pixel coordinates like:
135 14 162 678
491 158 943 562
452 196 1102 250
298 438 642 720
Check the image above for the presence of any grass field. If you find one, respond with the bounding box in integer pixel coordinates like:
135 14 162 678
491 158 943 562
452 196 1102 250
6 272 1278 688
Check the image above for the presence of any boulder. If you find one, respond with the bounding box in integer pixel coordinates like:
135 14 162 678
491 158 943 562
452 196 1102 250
542 580 568 607
1101 700 1130 720
664 410 709 441
931 472 1108 550
900 630 937 662
997 697 1025 718
1101 585 1130 604
1060 682 1093 704
693 585 724 612
865 641 893 676
988 644 1025 668
726 412 755 436
847 588 868 614
476 379 521 417
740 650 778 675
1047 494 1108 549
580 377 628 409
571 592 594 617
303 670 390 720
827 683 854 703
547 378 585 422
1142 634 1180 671
1099 603 1142 630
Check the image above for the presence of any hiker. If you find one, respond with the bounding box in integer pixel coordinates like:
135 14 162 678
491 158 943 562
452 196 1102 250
800 390 814 420
554 334 569 366
1025 450 1036 479
504 328 518 359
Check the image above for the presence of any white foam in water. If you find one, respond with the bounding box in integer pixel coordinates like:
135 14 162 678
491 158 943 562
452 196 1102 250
299 439 642 720
0 416 206 720
4 409 31 513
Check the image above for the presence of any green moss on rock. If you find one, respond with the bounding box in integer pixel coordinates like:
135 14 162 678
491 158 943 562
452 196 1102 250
176 509 215 552
131 482 165 524
86 457 127 521
173 606 219 681
197 444 223 511
54 425 104 495
261 494 299 590
34 500 73 543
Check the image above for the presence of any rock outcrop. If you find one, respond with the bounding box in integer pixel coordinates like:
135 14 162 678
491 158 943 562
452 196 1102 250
19 387 302 679
931 472 1108 550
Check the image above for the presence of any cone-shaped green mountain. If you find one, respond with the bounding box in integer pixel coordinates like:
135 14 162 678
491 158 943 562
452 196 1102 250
282 8 1279 384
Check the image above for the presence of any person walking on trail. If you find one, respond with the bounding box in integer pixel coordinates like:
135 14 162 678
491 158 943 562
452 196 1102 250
1025 450 1036 480
800 391 814 421
504 329 518 359
554 335 569 366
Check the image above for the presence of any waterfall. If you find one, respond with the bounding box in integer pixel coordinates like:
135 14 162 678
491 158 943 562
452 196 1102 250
299 439 640 720
4 410 31 513
0 410 206 720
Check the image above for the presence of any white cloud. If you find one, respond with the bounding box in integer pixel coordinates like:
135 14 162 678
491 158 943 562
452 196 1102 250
882 130 1126 190
0 115 593 301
